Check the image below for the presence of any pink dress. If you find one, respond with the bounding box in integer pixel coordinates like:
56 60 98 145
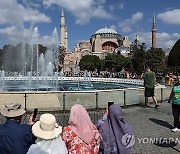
62 126 100 154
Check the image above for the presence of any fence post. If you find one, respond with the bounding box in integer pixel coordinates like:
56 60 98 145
161 88 163 103
24 93 27 111
95 92 98 111
123 90 126 107
63 92 66 112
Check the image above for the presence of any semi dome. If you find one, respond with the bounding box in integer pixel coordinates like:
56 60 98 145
95 27 118 34
115 46 130 53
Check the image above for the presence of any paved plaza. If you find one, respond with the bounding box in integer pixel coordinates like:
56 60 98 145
0 101 179 154
122 102 180 154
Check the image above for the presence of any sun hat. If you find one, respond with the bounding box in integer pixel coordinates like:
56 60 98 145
32 113 62 140
1 102 26 117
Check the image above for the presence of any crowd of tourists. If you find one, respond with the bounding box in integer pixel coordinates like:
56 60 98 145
64 70 178 86
2 69 177 86
64 70 138 79
0 102 134 154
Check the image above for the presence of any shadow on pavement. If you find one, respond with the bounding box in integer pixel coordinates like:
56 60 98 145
149 118 173 129
154 139 180 153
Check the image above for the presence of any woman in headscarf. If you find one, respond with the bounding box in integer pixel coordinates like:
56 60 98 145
96 104 134 154
62 104 100 154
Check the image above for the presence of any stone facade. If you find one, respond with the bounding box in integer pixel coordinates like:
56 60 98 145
63 27 130 72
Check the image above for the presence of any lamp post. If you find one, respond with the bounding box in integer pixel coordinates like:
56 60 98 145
76 66 80 89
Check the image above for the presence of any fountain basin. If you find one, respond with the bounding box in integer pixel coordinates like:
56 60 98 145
0 77 143 92
0 85 171 111
1 77 171 112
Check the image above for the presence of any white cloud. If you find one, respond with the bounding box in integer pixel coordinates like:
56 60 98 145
157 32 180 49
0 25 59 48
119 12 143 33
118 3 124 10
0 0 52 47
41 27 60 47
157 9 180 26
41 0 113 24
108 3 123 12
22 8 50 23
130 32 180 50
110 25 117 31
108 5 115 12
0 25 32 44
132 12 143 21
0 0 50 25
22 0 41 8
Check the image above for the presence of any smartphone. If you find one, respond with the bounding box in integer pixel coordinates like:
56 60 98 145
32 108 38 122
108 101 114 108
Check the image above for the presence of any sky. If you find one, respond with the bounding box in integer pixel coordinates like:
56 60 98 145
0 0 180 51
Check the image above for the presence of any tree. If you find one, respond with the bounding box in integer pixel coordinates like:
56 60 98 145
122 57 133 72
57 45 66 71
79 55 102 71
145 48 166 72
168 39 180 72
130 40 146 75
104 53 131 72
38 44 47 55
1 44 17 72
104 54 117 72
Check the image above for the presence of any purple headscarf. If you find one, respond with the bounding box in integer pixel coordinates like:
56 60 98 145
97 104 134 154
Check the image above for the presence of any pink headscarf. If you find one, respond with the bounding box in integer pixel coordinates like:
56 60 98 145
68 104 95 144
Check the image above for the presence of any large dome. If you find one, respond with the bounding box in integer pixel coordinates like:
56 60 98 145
95 27 118 34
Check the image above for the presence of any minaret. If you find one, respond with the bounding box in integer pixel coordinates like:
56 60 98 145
135 26 139 44
60 8 66 49
65 27 68 51
152 14 156 49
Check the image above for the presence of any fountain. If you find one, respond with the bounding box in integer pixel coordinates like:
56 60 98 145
0 27 151 113
83 70 93 89
0 70 5 90
0 26 143 92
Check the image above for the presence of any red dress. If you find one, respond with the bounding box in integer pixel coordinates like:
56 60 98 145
62 126 100 154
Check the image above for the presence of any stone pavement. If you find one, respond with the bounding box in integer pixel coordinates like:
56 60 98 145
122 102 180 154
0 101 179 154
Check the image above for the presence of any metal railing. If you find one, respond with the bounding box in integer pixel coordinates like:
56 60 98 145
0 87 172 111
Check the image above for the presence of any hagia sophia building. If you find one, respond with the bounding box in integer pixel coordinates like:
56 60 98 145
60 9 156 72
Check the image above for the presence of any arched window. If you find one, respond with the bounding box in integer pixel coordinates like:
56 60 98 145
102 41 118 51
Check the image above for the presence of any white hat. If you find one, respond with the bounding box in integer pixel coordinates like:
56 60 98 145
1 102 26 117
32 113 62 140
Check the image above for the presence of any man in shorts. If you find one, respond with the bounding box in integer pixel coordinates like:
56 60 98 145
143 66 159 109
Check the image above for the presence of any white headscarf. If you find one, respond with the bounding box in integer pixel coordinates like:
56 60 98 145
27 136 67 154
